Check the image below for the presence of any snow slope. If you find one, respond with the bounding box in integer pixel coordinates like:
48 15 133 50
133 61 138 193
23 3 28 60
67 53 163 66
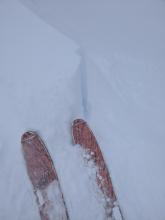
19 1 165 219
84 54 165 220
1 0 165 220
0 1 106 220
21 0 165 63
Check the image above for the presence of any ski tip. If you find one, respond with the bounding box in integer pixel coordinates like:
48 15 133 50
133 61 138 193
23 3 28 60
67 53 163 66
73 118 86 126
21 131 57 189
72 119 86 145
21 131 37 143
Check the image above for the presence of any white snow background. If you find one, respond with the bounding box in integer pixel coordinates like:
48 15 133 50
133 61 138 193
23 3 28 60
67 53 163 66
0 0 165 220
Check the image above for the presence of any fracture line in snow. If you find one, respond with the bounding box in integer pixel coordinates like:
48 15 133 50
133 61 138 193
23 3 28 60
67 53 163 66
77 49 89 119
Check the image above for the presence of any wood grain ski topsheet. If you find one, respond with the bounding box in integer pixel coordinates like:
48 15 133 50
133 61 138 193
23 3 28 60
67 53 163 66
72 119 116 201
22 131 56 190
21 131 69 220
72 119 124 220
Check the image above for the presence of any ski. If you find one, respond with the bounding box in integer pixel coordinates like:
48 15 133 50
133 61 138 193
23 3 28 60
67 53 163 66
21 131 69 220
72 119 124 220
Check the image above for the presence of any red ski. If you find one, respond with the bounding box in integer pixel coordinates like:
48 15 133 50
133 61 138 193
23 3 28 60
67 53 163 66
72 119 124 220
21 131 69 220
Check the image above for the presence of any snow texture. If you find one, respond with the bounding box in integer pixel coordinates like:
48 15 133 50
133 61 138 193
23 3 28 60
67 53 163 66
36 180 68 220
1 0 165 220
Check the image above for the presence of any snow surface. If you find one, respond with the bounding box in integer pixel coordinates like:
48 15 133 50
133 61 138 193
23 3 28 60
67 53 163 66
1 0 165 220
37 180 69 220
